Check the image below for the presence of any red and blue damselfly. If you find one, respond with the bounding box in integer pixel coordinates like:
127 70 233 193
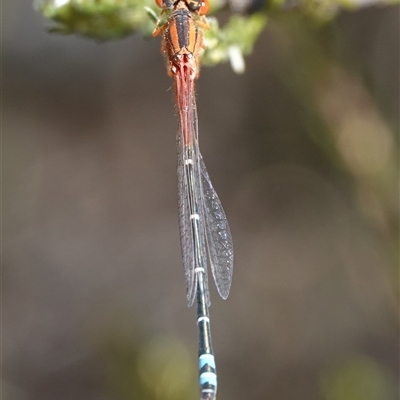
152 2 234 398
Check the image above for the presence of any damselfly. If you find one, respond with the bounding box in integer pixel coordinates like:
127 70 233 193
153 1 234 398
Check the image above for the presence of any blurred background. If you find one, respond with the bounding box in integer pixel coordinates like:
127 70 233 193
3 1 399 399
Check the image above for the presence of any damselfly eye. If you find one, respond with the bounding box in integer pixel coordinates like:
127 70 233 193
155 0 174 8
198 0 209 15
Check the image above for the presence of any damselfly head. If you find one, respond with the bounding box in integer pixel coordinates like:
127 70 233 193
155 0 209 15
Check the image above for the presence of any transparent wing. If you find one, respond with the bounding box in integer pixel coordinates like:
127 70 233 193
200 157 234 299
176 75 211 307
177 131 197 307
